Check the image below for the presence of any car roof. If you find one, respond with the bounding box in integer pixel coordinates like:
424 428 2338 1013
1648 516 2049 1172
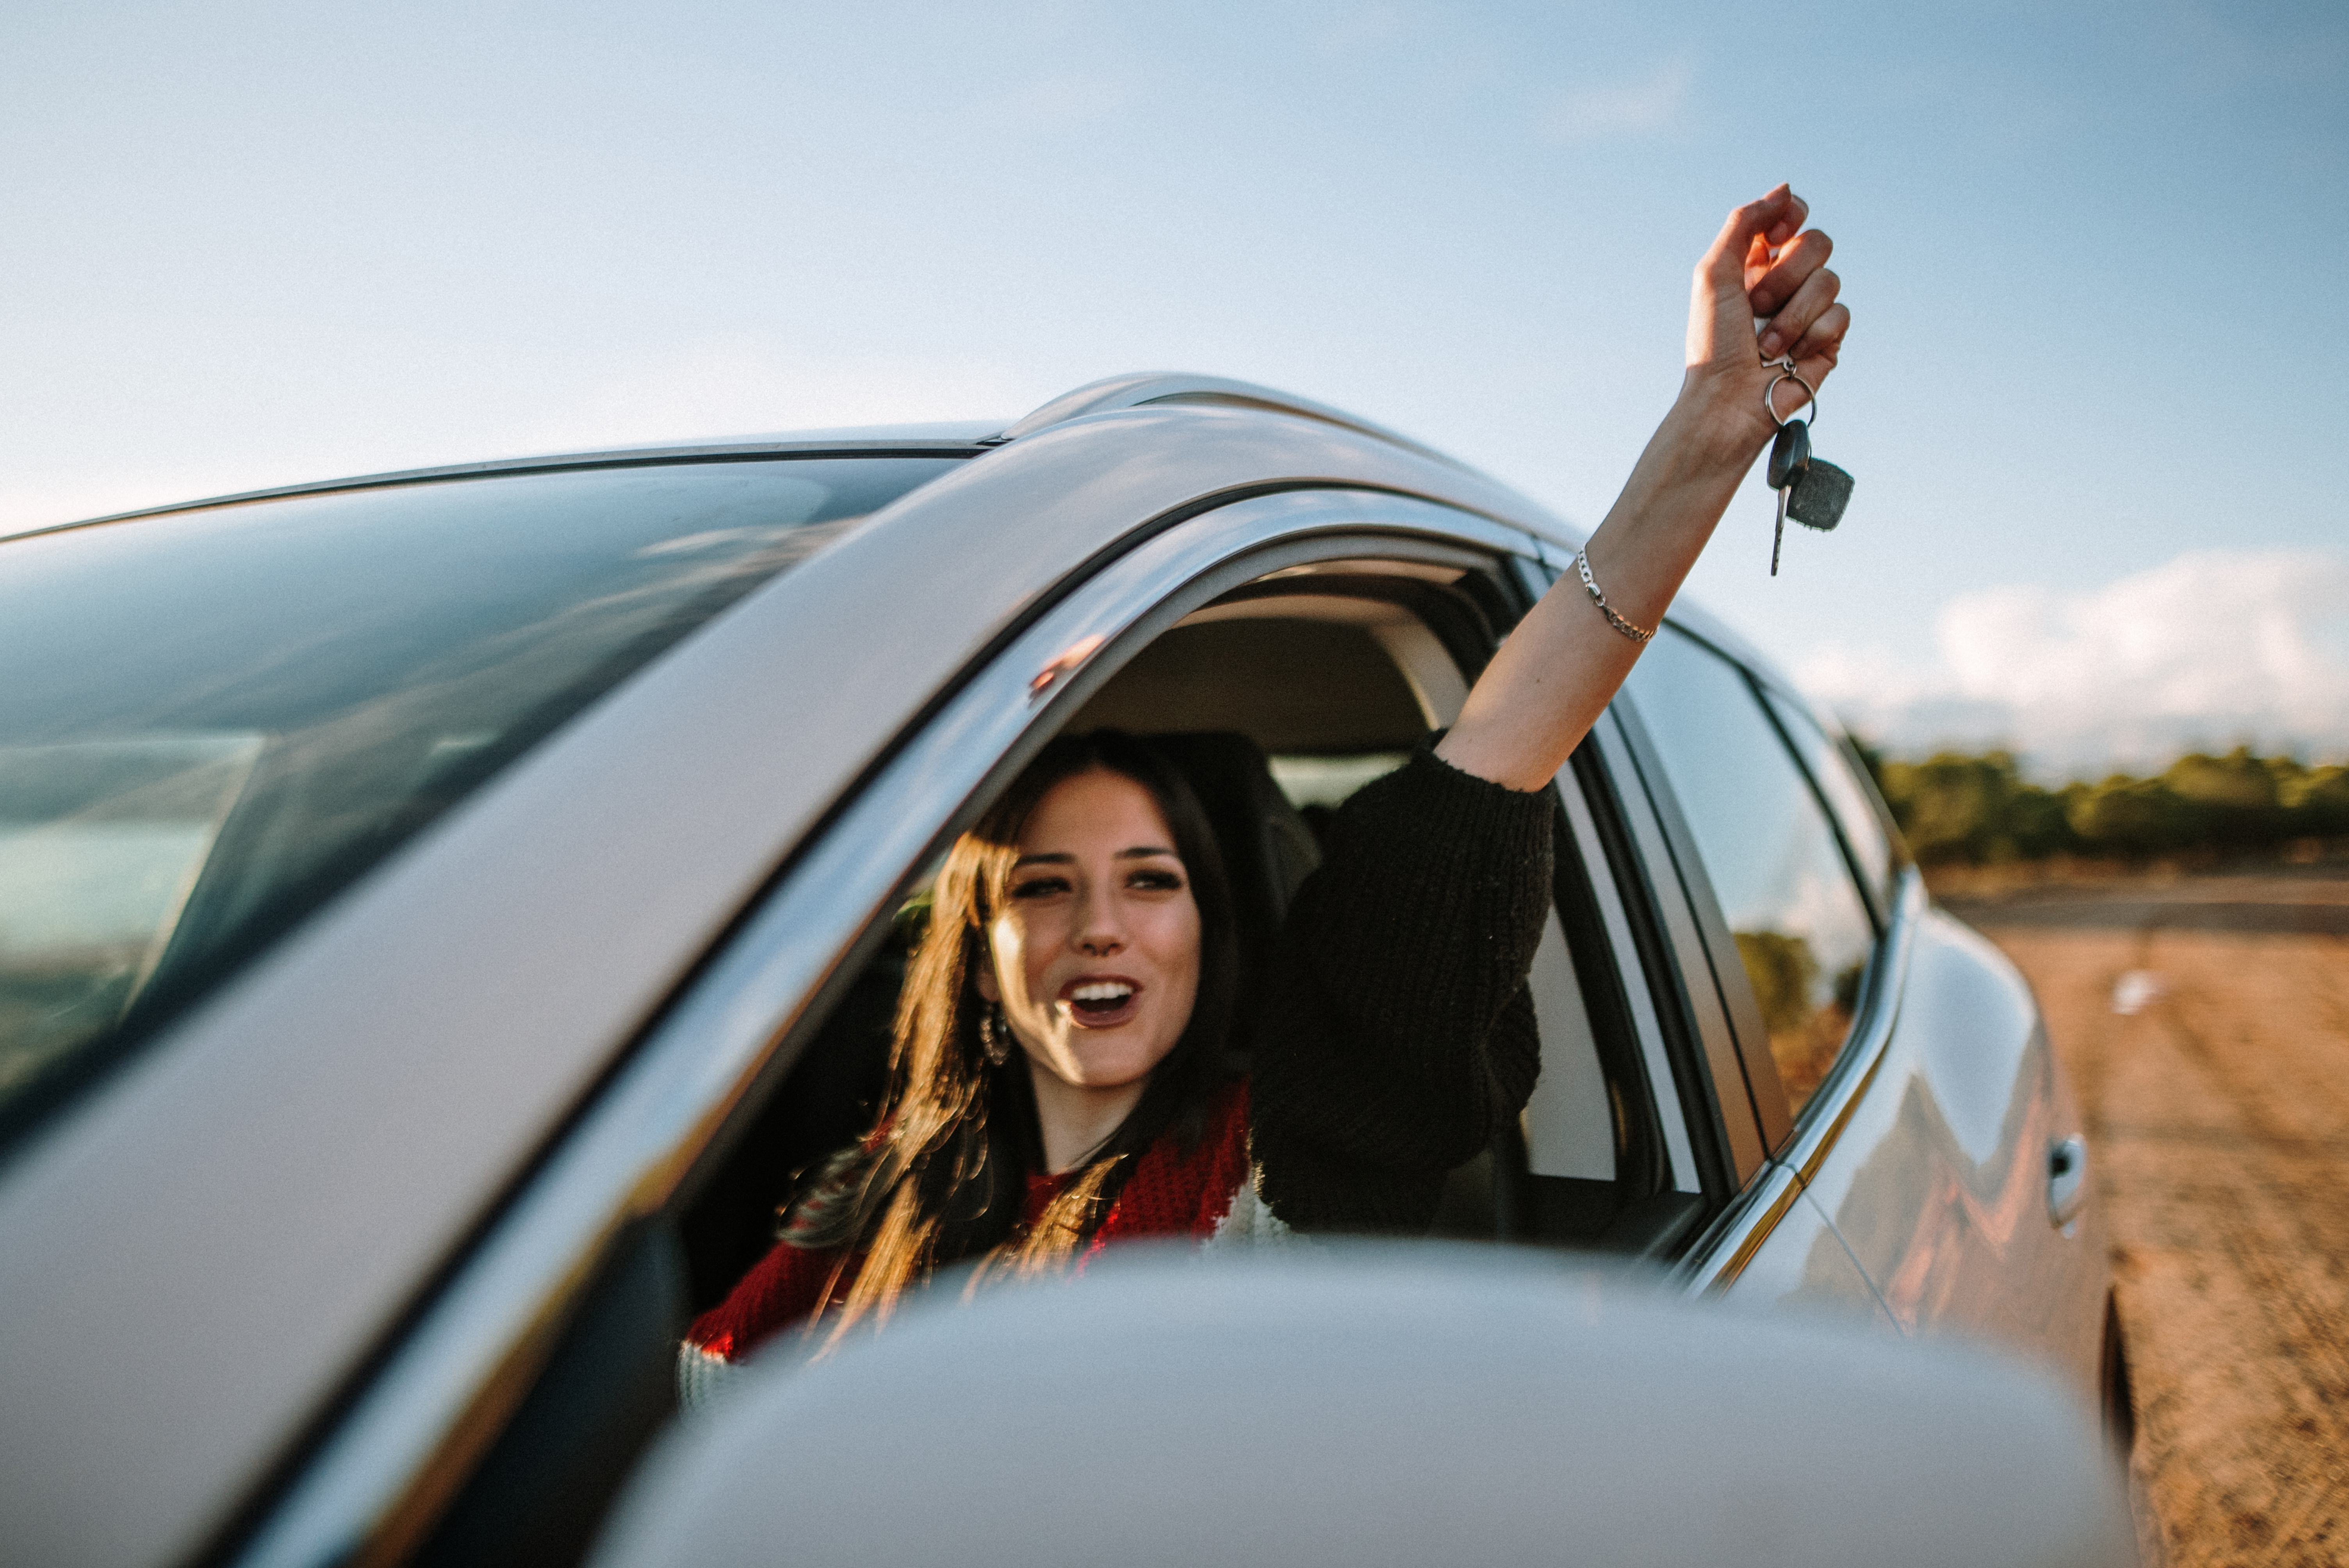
4 373 1492 546
7 370 1786 690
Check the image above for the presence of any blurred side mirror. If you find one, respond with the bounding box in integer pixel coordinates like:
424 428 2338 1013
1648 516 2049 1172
592 1245 2134 1568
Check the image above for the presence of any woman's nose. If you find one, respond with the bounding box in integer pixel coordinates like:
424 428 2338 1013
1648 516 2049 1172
1071 890 1126 956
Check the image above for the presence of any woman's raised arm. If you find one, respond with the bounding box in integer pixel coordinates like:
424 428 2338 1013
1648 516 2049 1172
1435 184 1850 793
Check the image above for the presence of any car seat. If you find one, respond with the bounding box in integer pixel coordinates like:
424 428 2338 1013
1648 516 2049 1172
1142 730 1322 1032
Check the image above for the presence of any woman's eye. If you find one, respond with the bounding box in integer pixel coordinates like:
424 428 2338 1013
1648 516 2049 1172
1128 868 1185 892
1010 876 1071 900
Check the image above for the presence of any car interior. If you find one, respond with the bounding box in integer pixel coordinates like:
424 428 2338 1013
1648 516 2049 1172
677 563 1686 1312
416 558 1696 1568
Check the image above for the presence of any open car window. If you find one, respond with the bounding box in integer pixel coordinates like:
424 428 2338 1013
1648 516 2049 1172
352 507 1692 1568
677 554 1675 1315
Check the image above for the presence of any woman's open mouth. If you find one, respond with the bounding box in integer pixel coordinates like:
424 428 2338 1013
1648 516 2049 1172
1059 976 1141 1028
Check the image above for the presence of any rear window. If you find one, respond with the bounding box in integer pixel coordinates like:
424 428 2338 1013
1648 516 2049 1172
1621 627 1878 1120
0 456 958 1148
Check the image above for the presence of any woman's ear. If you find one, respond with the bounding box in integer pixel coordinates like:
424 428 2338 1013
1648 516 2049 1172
974 948 1000 1004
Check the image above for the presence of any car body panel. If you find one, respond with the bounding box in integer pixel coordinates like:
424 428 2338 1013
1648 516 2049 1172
0 408 1568 1568
1674 868 1905 1325
1713 1172 1898 1330
587 1252 2135 1568
1624 702 2104 1379
1793 904 2111 1394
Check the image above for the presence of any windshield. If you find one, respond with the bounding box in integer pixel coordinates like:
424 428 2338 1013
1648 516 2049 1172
0 456 959 1148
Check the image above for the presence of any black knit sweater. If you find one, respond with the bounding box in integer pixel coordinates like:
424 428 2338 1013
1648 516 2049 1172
1248 739 1555 1234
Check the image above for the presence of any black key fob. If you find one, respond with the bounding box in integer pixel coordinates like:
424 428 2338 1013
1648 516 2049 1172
1767 419 1811 490
1787 460 1852 530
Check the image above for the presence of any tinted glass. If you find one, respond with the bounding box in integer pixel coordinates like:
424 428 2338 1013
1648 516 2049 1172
1622 628 1876 1118
0 457 957 1144
1761 690 1895 910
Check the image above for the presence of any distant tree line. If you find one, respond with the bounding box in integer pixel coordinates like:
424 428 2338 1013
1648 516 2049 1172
1854 746 2349 866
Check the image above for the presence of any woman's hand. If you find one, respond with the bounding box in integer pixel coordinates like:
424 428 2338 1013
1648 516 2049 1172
1434 185 1852 793
1683 184 1849 461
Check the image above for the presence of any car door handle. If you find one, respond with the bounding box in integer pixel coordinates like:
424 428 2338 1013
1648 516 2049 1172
2046 1136 2088 1228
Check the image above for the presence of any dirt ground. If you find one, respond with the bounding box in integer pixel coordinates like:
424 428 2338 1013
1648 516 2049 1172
1942 870 2349 1566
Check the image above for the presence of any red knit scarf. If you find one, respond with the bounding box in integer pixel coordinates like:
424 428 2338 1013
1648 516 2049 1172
686 1078 1253 1364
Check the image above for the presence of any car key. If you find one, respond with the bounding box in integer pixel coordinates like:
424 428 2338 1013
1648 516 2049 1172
1759 360 1852 574
1786 458 1852 531
1766 418 1809 576
1767 418 1811 488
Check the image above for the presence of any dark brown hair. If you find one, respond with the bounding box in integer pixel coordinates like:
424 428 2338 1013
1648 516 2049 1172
814 730 1239 1337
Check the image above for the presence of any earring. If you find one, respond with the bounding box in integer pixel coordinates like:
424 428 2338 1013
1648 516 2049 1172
980 1003 1011 1067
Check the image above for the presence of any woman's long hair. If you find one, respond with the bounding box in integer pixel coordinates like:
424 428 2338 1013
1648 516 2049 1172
813 730 1239 1337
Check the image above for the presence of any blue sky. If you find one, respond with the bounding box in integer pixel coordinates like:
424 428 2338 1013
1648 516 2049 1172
5 0 2344 772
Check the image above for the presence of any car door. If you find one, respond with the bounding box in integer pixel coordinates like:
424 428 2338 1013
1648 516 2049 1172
1616 620 2114 1380
1757 715 2111 1386
1522 604 2104 1384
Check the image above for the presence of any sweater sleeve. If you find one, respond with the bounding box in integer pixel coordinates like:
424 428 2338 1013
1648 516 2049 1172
1248 741 1554 1233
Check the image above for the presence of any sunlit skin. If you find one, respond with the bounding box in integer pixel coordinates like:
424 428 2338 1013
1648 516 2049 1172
1437 183 1847 791
976 769 1202 1172
984 186 1849 1176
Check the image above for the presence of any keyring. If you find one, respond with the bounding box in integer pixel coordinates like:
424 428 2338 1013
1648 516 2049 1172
1762 360 1818 428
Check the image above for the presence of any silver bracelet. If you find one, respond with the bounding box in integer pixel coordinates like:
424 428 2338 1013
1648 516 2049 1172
1574 550 1655 645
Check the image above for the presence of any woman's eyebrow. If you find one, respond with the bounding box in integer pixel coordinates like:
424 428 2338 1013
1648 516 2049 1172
1010 846 1179 867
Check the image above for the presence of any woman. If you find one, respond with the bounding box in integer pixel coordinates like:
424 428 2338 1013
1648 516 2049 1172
683 184 1848 1391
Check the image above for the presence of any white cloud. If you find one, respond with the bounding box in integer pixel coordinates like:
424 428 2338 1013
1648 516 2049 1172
1539 60 1691 143
1799 548 2349 775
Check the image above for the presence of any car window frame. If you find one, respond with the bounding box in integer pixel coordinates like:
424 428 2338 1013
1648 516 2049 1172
1735 676 1930 1205
227 488 1573 1568
1606 622 1912 1151
1504 560 1773 1212
1598 671 1849 1293
1548 750 1701 1203
1597 682 1794 1156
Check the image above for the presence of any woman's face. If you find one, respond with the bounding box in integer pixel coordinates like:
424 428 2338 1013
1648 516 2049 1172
976 768 1202 1092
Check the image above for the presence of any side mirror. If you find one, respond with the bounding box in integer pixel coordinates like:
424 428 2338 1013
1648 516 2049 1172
592 1245 2134 1568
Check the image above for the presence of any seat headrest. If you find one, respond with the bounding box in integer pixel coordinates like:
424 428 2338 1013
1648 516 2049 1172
1144 731 1321 983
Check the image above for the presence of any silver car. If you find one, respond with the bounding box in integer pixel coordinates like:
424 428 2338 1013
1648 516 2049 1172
0 373 2122 1567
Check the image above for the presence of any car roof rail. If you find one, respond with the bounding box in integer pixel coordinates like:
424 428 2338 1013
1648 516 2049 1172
987 372 1470 471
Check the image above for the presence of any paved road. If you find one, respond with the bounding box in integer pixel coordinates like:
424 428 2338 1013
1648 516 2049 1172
1948 875 2349 1567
